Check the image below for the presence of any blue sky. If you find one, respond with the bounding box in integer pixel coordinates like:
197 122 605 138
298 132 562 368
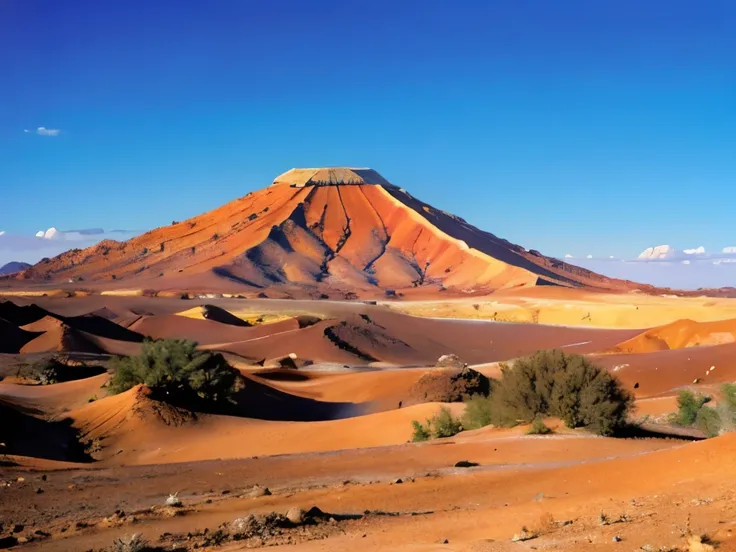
1 0 735 262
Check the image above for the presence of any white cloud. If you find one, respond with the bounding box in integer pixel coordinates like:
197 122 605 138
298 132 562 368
564 254 573 258
25 127 61 136
567 244 736 289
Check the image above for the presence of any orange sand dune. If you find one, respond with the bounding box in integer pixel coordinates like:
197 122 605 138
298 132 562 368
0 373 108 414
608 317 736 353
594 341 736 398
67 385 466 464
128 314 300 345
20 317 105 355
14 168 648 296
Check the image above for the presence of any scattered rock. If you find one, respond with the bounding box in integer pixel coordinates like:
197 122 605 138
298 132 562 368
454 460 479 468
165 493 182 507
436 354 466 368
247 485 272 498
612 535 622 542
511 527 537 542
286 507 305 525
12 525 24 534
391 478 403 485
35 488 44 494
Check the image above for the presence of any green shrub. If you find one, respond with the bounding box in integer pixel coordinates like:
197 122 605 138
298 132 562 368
411 420 431 442
109 338 240 404
695 406 722 438
527 417 552 435
721 383 736 410
462 394 494 430
676 390 708 426
432 406 462 438
411 407 462 441
489 350 633 436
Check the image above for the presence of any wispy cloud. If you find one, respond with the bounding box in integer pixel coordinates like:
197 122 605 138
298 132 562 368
24 127 61 137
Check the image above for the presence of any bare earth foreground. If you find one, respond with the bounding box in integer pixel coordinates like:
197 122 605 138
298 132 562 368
1 290 736 552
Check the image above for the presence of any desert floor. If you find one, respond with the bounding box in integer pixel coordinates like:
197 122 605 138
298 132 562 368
2 290 736 551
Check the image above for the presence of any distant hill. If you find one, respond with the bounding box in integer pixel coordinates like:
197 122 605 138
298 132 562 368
0 261 31 275
20 167 642 296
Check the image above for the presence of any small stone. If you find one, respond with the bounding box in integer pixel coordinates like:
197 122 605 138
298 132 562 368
612 535 622 542
391 478 403 485
36 488 44 494
454 460 479 468
247 485 271 498
41 475 47 481
286 507 305 524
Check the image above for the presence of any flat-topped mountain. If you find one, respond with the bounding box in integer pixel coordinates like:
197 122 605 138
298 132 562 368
17 168 637 295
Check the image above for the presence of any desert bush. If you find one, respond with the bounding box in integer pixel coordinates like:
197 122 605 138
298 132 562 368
676 390 708 426
109 338 240 404
721 383 736 410
527 417 552 435
411 407 462 441
462 394 493 430
411 420 431 442
432 406 462 437
696 406 722 438
489 350 633 436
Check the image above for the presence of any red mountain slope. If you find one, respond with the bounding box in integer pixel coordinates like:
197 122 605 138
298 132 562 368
19 168 636 295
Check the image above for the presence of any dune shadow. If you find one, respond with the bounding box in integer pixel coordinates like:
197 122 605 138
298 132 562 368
226 378 365 421
0 400 93 462
253 369 311 382
62 314 145 342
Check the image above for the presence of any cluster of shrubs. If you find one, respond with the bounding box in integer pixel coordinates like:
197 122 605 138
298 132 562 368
412 350 634 441
673 384 736 438
109 338 241 406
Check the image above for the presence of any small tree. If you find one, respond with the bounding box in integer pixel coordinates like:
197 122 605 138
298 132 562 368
432 406 462 438
488 351 633 436
462 394 493 430
411 420 431 442
696 406 721 438
109 338 240 404
676 390 708 426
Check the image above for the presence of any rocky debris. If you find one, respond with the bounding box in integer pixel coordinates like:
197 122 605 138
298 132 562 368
454 460 479 468
247 485 272 498
511 527 537 542
409 366 490 403
436 354 466 369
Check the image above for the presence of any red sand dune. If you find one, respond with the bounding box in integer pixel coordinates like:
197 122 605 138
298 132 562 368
608 317 736 354
15 168 647 296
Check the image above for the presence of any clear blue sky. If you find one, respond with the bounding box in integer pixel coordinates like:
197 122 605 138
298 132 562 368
1 0 735 259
